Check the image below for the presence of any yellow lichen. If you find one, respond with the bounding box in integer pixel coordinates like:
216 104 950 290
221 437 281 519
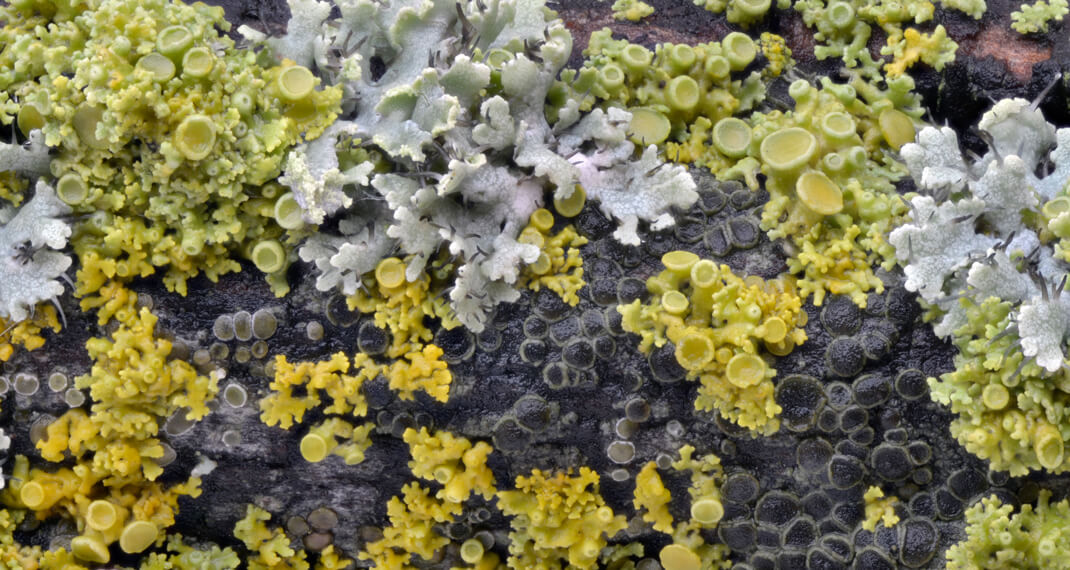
0 454 200 563
376 344 453 403
347 257 459 358
361 482 462 569
518 209 589 307
403 427 496 503
300 418 375 465
0 303 61 363
260 352 371 429
633 462 674 534
618 253 806 434
498 467 627 569
862 486 901 530
37 283 216 484
234 504 311 570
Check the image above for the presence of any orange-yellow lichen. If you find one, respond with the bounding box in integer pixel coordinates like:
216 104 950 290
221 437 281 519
360 482 462 569
260 352 371 429
518 209 588 306
0 454 200 564
0 303 61 363
497 467 627 569
633 462 674 534
862 486 901 531
347 257 459 358
403 427 496 504
38 283 217 484
300 418 375 465
234 504 315 570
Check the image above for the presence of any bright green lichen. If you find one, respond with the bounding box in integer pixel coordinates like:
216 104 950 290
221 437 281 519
722 77 915 306
929 297 1070 475
793 0 961 80
612 0 655 21
0 0 340 298
1012 0 1069 33
946 490 1070 569
693 0 792 26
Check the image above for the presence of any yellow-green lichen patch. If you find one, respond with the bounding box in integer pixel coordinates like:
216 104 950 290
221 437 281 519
0 0 342 298
618 251 807 434
498 467 627 569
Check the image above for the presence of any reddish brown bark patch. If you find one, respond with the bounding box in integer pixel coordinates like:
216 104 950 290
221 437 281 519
957 25 1051 81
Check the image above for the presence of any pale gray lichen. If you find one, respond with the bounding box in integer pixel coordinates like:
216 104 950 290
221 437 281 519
0 129 51 180
249 0 696 331
890 98 1070 372
0 181 72 322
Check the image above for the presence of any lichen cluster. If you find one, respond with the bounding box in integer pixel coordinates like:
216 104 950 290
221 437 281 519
1 0 1069 568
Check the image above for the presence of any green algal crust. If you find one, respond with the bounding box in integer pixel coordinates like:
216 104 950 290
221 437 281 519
0 0 341 298
945 490 1070 569
793 0 959 79
1012 0 1069 33
253 0 696 332
612 0 655 21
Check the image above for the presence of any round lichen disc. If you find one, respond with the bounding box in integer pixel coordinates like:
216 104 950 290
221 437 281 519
460 538 485 564
761 316 788 343
157 25 193 57
182 47 214 78
274 192 306 230
722 32 757 70
20 482 47 509
86 500 118 531
174 114 216 161
982 384 1009 410
691 498 725 524
676 332 714 370
300 433 329 463
628 107 671 145
553 185 586 217
16 103 45 136
71 536 110 564
666 76 700 112
690 259 718 288
375 257 407 289
713 117 753 158
726 352 766 388
73 105 108 149
821 112 856 141
660 543 702 570
278 65 315 101
56 173 89 205
878 108 917 150
796 171 844 216
735 0 771 17
119 521 158 554
252 240 286 274
760 127 816 172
